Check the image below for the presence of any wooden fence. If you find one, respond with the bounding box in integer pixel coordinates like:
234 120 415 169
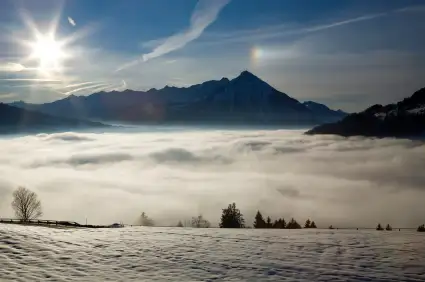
0 218 113 228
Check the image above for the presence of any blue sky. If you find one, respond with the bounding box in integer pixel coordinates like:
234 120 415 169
0 0 424 111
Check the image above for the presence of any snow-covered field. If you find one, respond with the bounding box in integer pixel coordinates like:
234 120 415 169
1 225 424 281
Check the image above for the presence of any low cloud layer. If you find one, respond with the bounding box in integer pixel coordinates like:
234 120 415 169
0 129 424 228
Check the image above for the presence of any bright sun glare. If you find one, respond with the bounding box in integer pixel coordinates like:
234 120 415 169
30 34 66 71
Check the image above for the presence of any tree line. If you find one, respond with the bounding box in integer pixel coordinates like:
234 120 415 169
173 203 317 229
253 210 316 229
4 187 425 233
376 223 393 231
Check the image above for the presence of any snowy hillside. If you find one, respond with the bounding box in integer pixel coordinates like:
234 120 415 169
1 225 424 281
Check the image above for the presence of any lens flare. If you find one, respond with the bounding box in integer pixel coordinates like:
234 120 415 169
29 34 66 72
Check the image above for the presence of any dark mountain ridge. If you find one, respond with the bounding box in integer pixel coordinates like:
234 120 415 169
306 87 425 138
10 71 346 126
0 103 106 134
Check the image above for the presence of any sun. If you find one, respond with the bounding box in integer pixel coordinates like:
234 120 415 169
29 34 66 72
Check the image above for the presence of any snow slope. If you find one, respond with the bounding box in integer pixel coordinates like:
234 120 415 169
1 225 424 281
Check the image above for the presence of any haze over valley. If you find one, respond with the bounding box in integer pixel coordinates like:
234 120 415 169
1 129 424 227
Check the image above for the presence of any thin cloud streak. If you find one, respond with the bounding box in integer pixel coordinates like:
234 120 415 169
304 13 387 33
68 17 76 27
0 63 26 72
117 0 231 71
396 4 425 13
61 83 110 95
142 0 231 61
64 81 101 89
191 5 420 47
9 83 63 89
0 78 62 82
0 93 17 99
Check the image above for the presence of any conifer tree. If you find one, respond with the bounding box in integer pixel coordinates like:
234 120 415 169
253 210 266 228
219 203 245 228
287 218 301 229
266 216 272 228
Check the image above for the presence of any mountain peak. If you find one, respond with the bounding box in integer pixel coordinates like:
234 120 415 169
232 70 267 87
238 70 259 79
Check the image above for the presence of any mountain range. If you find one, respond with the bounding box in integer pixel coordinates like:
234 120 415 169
9 71 346 126
307 87 425 138
0 103 106 134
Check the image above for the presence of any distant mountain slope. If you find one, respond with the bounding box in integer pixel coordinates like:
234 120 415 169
10 71 346 126
306 88 425 137
0 103 106 134
303 101 348 123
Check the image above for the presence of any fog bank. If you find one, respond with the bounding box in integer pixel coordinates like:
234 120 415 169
0 129 424 227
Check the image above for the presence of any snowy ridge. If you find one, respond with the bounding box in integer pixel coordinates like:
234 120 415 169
1 225 425 281
407 105 425 115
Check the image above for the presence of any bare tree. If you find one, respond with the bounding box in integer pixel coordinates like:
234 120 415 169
191 215 211 228
11 187 43 221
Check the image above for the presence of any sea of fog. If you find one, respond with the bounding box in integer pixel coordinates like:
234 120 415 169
1 127 425 227
1 225 424 281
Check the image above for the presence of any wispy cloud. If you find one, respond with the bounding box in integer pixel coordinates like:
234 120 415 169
64 81 101 89
143 0 230 61
68 16 76 27
61 82 110 95
190 5 421 47
121 79 127 89
0 78 62 82
396 4 425 13
303 13 387 33
117 0 230 71
0 63 26 72
0 92 18 99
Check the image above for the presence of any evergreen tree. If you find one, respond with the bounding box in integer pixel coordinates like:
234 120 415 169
266 216 272 228
176 220 183 227
253 210 266 228
281 218 286 229
272 218 286 229
286 218 302 229
304 219 311 228
219 203 245 228
310 221 317 228
376 223 383 231
417 224 425 232
140 212 154 226
385 224 392 231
